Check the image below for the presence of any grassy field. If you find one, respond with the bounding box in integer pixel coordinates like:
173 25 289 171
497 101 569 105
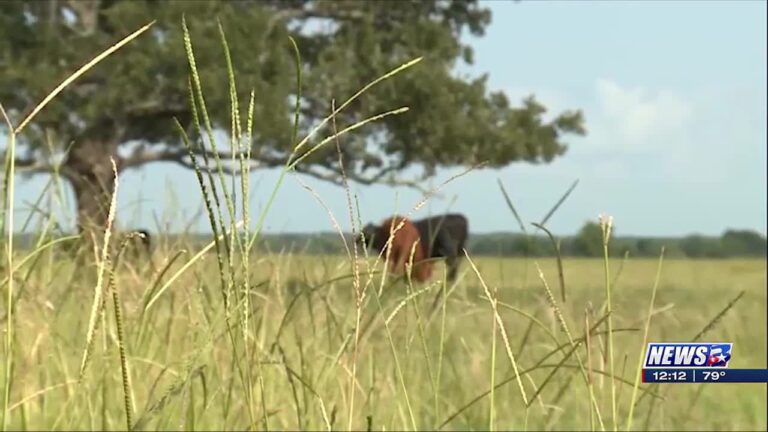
1 21 765 431
1 249 765 431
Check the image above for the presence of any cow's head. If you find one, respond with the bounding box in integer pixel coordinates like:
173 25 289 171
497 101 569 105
357 223 380 249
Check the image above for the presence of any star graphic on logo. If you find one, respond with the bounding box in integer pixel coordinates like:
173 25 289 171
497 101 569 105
708 353 728 366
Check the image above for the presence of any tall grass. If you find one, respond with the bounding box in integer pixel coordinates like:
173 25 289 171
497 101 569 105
625 247 665 430
1 18 766 432
1 22 155 430
1 103 16 432
599 214 618 431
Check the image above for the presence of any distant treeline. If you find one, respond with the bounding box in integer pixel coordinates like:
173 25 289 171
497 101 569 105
10 223 765 258
240 226 766 258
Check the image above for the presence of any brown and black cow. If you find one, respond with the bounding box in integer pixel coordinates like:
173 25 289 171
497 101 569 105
359 215 433 282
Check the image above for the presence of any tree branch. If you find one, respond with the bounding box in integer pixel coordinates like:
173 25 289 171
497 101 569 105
293 163 430 193
171 157 252 176
0 153 78 181
119 146 288 176
121 146 280 169
119 145 427 191
4 155 55 175
120 147 184 168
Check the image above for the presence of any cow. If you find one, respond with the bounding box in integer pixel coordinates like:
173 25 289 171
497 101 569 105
359 213 468 282
358 215 433 282
411 213 468 282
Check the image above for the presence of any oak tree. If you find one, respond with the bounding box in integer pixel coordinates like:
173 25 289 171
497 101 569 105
0 0 585 240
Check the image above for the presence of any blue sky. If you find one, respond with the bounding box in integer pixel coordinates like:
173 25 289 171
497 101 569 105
10 1 767 237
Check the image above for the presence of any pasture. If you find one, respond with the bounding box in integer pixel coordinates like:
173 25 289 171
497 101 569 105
1 5 765 431
2 247 765 430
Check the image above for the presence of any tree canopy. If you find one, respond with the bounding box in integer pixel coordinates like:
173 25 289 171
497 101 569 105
1 0 586 233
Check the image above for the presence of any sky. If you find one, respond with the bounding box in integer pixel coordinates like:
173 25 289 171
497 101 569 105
9 1 768 237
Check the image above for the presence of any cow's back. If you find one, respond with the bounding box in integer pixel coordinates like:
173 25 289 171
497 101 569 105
415 213 468 257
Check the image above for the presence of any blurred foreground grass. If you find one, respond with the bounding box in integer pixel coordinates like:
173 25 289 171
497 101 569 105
2 252 764 431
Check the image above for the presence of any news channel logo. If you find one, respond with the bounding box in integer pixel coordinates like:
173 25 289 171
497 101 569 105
643 342 732 369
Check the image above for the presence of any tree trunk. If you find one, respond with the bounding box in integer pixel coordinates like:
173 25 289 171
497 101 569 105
64 136 119 255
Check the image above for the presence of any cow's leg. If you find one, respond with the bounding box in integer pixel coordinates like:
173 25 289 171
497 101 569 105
390 248 407 275
446 255 459 281
433 231 460 281
447 238 467 281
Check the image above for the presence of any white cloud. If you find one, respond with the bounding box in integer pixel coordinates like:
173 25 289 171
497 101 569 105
593 78 693 150
504 81 694 155
501 81 723 184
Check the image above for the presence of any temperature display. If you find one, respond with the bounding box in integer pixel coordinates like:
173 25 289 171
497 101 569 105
700 371 726 381
642 369 768 383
